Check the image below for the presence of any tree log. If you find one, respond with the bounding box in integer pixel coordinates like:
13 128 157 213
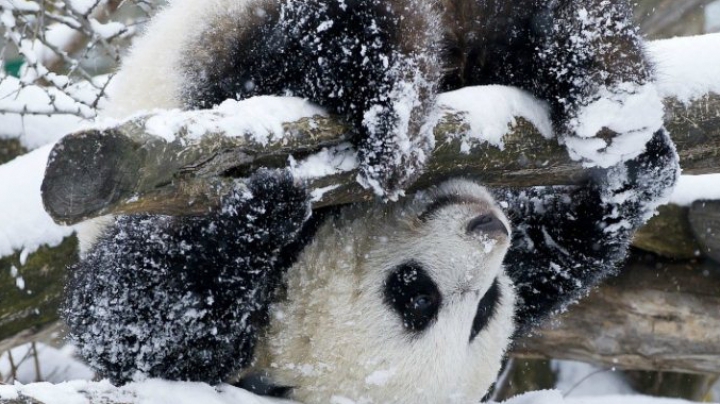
0 237 77 353
632 205 702 259
514 254 720 375
42 93 720 225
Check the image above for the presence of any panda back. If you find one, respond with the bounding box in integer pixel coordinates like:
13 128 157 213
103 0 243 118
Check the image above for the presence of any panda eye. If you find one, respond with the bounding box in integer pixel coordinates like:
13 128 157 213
410 294 436 311
384 261 442 335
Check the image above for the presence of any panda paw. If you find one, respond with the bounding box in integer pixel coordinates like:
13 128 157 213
562 83 665 168
220 169 311 245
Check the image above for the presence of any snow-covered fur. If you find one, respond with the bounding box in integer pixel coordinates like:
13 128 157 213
64 0 681 401
248 180 516 403
64 128 678 400
102 0 660 198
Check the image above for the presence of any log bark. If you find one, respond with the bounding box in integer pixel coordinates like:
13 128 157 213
689 200 720 262
632 205 702 259
41 93 720 225
513 254 720 375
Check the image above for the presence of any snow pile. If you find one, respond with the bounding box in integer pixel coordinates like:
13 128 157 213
437 85 553 152
0 343 94 384
553 360 634 397
288 143 358 180
507 391 703 404
650 33 720 103
0 144 73 258
0 380 295 404
140 96 328 145
670 174 720 206
0 380 704 404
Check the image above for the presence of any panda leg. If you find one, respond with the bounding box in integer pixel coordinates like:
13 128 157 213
280 0 443 197
497 129 679 334
63 170 312 385
182 0 442 198
529 0 662 167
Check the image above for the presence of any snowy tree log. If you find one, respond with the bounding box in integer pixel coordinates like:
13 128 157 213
42 93 720 225
514 254 720 375
0 238 77 354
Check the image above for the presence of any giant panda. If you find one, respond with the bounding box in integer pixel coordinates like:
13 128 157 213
63 0 680 402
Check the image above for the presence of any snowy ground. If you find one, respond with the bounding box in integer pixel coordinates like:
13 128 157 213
0 373 711 404
1 343 718 403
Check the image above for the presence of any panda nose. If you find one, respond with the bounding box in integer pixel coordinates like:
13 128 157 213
466 213 509 237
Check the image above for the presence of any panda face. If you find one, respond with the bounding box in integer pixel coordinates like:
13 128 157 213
253 179 516 404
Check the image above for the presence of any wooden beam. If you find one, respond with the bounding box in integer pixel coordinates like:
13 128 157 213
41 93 720 225
514 254 720 375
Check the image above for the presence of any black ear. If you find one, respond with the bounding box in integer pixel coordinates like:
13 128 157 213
469 279 501 342
383 261 442 334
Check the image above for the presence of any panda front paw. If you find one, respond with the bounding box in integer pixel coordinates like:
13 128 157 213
221 169 311 246
355 114 432 200
562 83 665 168
597 128 679 230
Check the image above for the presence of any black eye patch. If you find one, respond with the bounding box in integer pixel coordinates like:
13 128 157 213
469 278 501 342
383 261 442 335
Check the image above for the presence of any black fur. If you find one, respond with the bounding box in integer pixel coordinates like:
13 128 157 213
469 278 501 342
383 261 443 335
497 130 678 334
64 170 320 384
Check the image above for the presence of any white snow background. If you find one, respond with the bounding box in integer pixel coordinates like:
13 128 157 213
1 33 720 403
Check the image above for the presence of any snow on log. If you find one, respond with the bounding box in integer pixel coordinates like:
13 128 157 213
41 91 720 225
0 379 293 404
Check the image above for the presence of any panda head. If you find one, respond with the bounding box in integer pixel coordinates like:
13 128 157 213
253 179 516 404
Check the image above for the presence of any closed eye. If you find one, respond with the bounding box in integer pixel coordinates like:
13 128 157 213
469 278 501 342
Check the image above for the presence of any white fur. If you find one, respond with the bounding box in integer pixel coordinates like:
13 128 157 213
102 0 254 118
78 0 252 252
251 179 516 404
75 216 114 257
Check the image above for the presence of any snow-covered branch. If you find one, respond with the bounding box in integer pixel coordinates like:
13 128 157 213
41 91 720 225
